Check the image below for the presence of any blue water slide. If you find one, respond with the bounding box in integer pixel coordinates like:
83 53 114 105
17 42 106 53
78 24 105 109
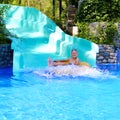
2 4 99 71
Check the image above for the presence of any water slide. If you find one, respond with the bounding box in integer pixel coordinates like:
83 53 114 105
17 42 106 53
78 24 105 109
2 4 99 72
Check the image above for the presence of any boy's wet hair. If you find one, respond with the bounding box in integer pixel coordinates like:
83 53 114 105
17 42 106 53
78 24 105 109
71 49 77 52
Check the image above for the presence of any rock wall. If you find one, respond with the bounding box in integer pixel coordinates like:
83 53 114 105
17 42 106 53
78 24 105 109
0 44 13 68
97 44 117 64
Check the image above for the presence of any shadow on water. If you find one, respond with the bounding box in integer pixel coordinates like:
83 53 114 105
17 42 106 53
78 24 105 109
97 63 120 72
0 67 13 87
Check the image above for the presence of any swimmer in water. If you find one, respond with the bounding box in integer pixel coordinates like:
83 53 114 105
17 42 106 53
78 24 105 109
48 49 81 66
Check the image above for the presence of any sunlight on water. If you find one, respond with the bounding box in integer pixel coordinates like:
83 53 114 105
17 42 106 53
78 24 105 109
0 65 120 120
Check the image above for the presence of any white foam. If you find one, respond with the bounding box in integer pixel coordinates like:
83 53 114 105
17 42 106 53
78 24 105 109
32 64 119 80
33 65 112 79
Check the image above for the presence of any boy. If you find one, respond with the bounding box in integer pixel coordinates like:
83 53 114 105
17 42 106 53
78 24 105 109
48 49 80 66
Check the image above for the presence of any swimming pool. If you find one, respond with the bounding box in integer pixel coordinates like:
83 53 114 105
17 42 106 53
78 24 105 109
0 64 120 120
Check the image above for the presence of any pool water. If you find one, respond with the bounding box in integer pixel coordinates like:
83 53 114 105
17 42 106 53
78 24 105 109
0 64 120 120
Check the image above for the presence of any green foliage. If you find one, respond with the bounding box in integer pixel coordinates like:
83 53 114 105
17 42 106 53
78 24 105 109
76 0 120 45
76 22 90 38
104 22 118 44
77 0 120 22
0 0 120 45
76 22 118 44
0 5 12 44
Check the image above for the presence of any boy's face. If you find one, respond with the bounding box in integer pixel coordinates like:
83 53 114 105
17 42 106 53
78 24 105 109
71 50 78 58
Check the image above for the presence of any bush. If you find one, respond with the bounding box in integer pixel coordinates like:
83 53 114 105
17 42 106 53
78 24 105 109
0 5 13 44
77 0 120 22
76 22 118 44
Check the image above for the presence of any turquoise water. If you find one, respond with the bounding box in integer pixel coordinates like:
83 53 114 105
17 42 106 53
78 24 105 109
0 64 120 120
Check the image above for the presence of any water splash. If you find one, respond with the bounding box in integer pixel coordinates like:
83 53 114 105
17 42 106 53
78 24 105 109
33 65 116 79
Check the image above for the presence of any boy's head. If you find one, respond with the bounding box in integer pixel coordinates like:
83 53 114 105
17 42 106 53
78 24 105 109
71 49 78 58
